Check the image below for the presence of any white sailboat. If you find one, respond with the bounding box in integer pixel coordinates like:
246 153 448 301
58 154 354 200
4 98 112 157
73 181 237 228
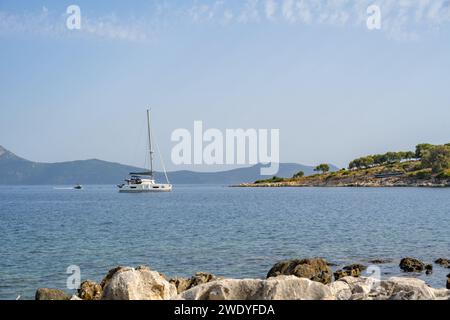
117 110 172 193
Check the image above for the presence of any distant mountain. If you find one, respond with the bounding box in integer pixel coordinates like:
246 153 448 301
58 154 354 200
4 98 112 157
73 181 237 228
165 163 339 185
0 145 338 185
0 146 143 185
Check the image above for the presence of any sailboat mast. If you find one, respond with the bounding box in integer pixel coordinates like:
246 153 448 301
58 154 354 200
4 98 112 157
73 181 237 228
147 109 154 178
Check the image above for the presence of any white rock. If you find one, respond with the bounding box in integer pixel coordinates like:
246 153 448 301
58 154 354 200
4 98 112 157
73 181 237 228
337 276 375 299
328 281 352 300
378 277 448 300
174 276 334 300
101 266 177 300
337 276 450 300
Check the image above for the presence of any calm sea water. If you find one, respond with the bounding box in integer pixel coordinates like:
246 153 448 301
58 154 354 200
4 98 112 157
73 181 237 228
0 185 449 299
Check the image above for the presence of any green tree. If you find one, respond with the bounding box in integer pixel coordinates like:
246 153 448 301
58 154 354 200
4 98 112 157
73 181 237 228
421 145 450 173
349 158 363 170
404 151 415 160
348 160 356 170
415 143 433 159
397 151 407 160
385 152 401 164
373 154 387 165
314 164 330 174
361 156 375 168
293 171 304 179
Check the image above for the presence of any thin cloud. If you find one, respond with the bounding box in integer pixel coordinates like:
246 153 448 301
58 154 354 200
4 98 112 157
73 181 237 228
188 3 212 22
83 15 149 41
296 0 313 24
265 0 277 20
187 0 450 39
1 1 450 42
189 0 235 24
223 9 234 24
0 7 64 37
238 0 261 23
0 7 151 42
282 0 296 23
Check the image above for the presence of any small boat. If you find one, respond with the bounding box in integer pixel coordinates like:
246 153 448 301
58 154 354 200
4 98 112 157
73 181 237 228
118 109 172 193
74 185 83 190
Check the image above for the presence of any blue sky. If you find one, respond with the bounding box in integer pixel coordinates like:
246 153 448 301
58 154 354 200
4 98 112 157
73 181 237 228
1 0 450 171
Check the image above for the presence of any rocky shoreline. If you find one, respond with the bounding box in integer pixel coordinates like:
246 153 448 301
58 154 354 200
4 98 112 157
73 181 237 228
235 181 450 188
234 176 450 188
233 159 450 188
35 257 450 301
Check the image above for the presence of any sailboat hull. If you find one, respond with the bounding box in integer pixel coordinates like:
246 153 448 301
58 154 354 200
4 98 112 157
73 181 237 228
118 183 172 193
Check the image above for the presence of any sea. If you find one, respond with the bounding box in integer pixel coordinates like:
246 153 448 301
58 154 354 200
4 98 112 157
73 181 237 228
0 185 449 299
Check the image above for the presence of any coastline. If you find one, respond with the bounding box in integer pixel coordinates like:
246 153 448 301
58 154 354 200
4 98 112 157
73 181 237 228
233 168 450 188
235 148 450 188
233 181 450 188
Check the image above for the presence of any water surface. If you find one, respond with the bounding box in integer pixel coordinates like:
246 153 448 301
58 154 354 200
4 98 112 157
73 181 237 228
0 185 449 299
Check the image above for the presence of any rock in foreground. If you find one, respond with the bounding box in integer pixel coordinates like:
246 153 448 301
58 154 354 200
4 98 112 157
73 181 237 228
78 280 102 300
175 276 334 300
267 258 332 284
175 276 450 301
101 266 177 300
35 288 69 300
170 272 220 294
336 276 449 300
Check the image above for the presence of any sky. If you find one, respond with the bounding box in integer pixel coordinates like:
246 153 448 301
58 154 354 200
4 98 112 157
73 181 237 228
1 0 450 171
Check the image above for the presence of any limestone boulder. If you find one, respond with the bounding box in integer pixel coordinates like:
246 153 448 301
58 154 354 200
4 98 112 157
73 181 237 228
175 275 334 300
376 277 449 300
101 266 177 300
337 276 375 300
328 280 352 300
337 276 450 300
170 272 220 294
170 278 191 294
78 280 102 300
100 266 128 289
175 275 450 300
35 288 70 301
